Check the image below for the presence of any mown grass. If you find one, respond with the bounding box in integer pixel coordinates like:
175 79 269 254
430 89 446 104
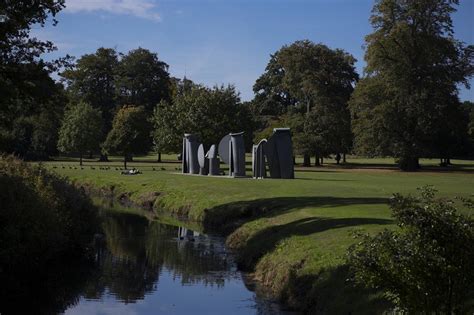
41 155 474 313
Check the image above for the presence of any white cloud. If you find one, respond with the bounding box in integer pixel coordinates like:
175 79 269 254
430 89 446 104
65 0 161 22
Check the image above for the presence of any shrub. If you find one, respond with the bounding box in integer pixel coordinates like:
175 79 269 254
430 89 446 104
0 155 99 277
347 186 474 313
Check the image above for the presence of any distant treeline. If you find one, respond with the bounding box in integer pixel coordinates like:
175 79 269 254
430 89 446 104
1 0 473 170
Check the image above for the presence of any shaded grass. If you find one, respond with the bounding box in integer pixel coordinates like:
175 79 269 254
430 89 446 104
41 157 474 313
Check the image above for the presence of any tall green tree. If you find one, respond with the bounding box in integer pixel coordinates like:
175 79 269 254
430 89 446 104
61 48 119 133
116 48 171 113
57 102 103 165
152 84 253 155
103 106 151 169
462 101 474 157
253 40 358 165
349 0 474 170
0 0 68 159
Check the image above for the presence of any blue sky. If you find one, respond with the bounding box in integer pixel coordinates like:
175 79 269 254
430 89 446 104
36 0 473 101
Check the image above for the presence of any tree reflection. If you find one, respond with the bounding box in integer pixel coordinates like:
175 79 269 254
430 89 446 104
83 211 236 302
0 210 243 314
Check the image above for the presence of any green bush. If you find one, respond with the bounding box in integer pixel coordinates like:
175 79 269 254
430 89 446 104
0 155 99 276
347 186 474 313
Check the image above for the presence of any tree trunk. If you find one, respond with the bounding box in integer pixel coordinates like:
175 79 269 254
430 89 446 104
293 156 296 165
447 158 451 165
399 156 420 171
303 154 310 166
314 153 320 166
124 155 127 169
343 153 346 163
99 154 109 162
80 152 83 166
157 152 162 163
320 157 324 165
88 151 93 159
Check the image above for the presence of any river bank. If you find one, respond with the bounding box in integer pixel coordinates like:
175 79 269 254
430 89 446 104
48 161 474 313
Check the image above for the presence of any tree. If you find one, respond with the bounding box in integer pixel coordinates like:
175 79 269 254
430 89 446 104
152 84 253 156
347 186 474 313
462 101 474 157
349 0 474 171
116 48 171 113
57 102 103 165
253 40 358 165
103 106 151 169
0 0 68 159
61 48 119 133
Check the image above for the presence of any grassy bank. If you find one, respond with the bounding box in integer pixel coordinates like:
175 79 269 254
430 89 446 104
43 156 474 313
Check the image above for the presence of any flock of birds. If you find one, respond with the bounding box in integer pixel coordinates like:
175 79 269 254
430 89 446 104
50 165 182 172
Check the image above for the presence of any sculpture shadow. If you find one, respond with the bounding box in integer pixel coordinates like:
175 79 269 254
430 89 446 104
203 196 389 234
296 177 353 181
235 216 393 271
294 168 338 173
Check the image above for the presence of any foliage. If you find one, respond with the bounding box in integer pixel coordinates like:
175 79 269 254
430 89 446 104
0 0 69 159
462 101 474 156
116 47 171 113
0 0 64 65
61 47 119 131
253 40 358 157
349 0 474 170
347 186 474 313
57 102 103 164
0 156 99 289
103 106 152 165
152 84 254 153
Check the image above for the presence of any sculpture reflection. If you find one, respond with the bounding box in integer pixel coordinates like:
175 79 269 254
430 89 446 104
0 211 241 313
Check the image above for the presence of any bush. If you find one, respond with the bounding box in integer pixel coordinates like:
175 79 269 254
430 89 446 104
0 155 99 278
347 186 474 313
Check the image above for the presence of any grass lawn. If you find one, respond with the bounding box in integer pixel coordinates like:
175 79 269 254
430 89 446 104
41 155 474 313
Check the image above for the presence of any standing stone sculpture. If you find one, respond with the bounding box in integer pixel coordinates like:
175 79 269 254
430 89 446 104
265 128 294 179
197 144 209 175
182 134 200 174
206 144 220 176
218 132 246 177
252 139 267 179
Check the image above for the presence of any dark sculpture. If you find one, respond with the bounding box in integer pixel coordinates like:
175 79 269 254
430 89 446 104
218 132 246 177
197 144 209 175
181 128 294 179
206 145 220 176
182 134 200 174
265 128 294 179
252 139 267 179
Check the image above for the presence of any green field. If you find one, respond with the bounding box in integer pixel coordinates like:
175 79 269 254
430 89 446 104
42 155 474 313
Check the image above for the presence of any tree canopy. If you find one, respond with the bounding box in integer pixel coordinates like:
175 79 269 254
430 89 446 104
349 0 474 170
0 0 68 159
61 48 119 131
153 83 253 154
103 105 151 168
57 102 103 165
116 48 171 113
253 40 358 163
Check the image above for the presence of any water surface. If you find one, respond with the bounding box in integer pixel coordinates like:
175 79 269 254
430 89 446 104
59 208 291 315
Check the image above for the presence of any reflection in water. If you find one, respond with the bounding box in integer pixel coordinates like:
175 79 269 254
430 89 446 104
77 210 290 314
1 209 291 315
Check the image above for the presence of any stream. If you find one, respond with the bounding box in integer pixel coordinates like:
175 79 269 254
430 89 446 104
56 204 292 314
